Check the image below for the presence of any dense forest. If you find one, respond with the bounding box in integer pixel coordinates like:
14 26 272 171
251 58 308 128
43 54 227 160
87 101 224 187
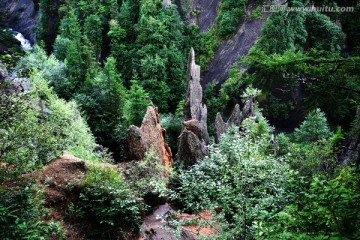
0 0 359 239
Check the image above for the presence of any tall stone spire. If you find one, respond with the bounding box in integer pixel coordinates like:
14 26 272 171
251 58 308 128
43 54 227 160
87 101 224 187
176 48 209 167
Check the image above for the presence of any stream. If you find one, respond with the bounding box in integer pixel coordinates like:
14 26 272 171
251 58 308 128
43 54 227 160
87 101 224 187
7 28 33 51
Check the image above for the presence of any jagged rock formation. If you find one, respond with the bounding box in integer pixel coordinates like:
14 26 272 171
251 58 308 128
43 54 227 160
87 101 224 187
215 104 241 143
214 96 255 143
177 48 209 167
0 0 38 42
124 106 173 170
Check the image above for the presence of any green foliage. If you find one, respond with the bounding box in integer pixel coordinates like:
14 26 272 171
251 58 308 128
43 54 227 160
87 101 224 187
306 12 345 53
0 186 65 239
244 48 360 125
205 65 246 124
255 167 360 239
216 0 248 38
277 109 339 177
262 95 295 121
0 72 99 180
160 113 183 154
254 2 307 54
16 45 72 99
294 108 332 143
75 166 141 237
36 0 60 52
185 25 219 70
74 57 126 147
123 79 148 127
124 148 171 197
135 2 186 111
174 116 290 239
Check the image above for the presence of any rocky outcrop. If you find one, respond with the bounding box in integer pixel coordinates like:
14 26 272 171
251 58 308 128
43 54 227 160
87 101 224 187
177 48 209 167
214 96 255 143
0 0 38 43
124 106 173 170
215 104 242 143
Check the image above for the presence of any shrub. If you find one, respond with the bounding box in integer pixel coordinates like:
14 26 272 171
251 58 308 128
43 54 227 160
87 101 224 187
277 108 337 177
124 148 171 198
216 0 247 38
0 185 65 239
255 167 360 239
160 113 183 154
175 116 290 238
0 72 99 180
75 166 141 238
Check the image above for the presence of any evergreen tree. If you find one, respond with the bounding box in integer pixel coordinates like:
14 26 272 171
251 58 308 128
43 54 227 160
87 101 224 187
124 79 148 126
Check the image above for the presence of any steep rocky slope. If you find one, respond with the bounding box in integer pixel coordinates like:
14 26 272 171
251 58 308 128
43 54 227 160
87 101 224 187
0 0 38 42
183 0 268 85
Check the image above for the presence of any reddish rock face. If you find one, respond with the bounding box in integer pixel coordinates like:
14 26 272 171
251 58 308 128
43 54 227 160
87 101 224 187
124 106 173 171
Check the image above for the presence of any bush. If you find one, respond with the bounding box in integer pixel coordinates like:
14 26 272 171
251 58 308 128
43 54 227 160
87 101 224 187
0 72 99 180
74 166 141 238
255 167 360 239
160 113 183 154
174 115 290 238
124 148 171 198
216 0 247 38
277 108 338 177
0 185 65 239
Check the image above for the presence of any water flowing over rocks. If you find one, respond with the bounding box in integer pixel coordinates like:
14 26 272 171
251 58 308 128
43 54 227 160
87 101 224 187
124 106 173 170
0 0 38 43
176 48 209 167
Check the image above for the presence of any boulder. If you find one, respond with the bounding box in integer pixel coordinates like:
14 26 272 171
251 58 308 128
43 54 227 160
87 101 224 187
177 48 209 167
124 106 173 170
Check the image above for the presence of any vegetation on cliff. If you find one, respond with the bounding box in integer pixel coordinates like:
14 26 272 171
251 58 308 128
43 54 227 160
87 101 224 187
1 0 359 239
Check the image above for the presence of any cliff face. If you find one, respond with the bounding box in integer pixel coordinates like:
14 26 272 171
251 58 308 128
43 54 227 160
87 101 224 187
0 0 38 42
186 0 220 33
183 0 267 85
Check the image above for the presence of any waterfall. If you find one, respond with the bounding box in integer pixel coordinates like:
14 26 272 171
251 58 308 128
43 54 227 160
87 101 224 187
12 30 32 51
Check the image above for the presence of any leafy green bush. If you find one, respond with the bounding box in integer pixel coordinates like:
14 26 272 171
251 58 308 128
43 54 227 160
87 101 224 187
174 116 290 238
75 166 141 238
185 25 219 70
0 72 99 180
0 186 65 239
255 167 360 239
124 148 171 198
216 0 247 38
